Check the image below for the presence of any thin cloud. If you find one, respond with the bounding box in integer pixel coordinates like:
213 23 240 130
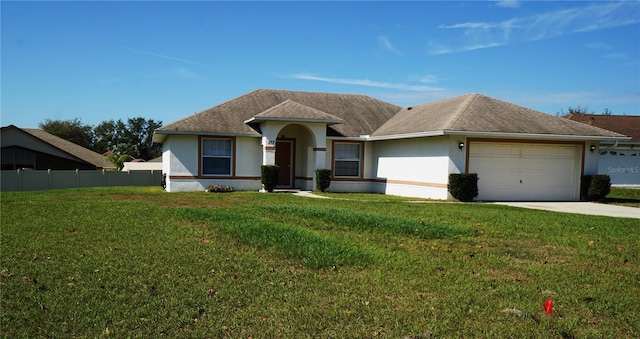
121 47 209 67
427 39 453 55
585 41 611 50
379 36 402 54
288 73 442 92
419 75 439 84
495 0 521 9
431 1 640 54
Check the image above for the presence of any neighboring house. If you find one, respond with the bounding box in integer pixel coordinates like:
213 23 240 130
122 156 163 172
1 125 113 170
152 89 629 201
564 114 640 187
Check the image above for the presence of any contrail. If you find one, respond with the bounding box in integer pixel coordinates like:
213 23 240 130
120 46 209 67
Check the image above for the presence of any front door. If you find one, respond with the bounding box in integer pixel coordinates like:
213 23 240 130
275 140 294 187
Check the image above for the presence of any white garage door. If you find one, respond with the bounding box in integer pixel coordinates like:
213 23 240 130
468 142 581 201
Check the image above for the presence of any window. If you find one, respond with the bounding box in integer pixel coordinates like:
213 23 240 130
202 138 232 175
334 142 361 177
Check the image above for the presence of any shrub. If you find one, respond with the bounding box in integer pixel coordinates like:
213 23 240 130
260 165 279 192
582 174 611 201
448 173 478 202
315 169 332 192
206 184 234 193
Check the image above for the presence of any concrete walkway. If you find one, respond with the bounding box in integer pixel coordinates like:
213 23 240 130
494 202 640 219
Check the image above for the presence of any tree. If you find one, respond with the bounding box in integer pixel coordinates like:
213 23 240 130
93 119 124 155
557 106 614 117
106 153 131 171
41 116 163 161
557 106 594 116
116 117 163 161
39 118 94 149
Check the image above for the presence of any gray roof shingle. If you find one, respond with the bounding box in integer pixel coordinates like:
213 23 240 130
372 93 626 138
155 90 628 142
155 89 401 139
19 127 114 168
245 100 345 124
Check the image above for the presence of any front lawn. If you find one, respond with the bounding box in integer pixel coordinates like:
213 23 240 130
1 187 638 338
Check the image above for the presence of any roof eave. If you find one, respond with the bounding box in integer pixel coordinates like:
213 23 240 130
444 130 632 141
243 117 345 125
153 130 261 143
366 130 446 141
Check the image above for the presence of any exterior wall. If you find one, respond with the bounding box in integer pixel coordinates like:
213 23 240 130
373 136 455 199
582 141 600 176
236 137 262 177
598 145 640 186
325 135 460 200
163 134 262 192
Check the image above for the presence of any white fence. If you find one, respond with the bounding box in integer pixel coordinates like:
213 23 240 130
1 169 163 192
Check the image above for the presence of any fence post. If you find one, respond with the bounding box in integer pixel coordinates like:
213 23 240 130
103 169 106 187
17 169 21 191
76 169 80 187
48 169 52 190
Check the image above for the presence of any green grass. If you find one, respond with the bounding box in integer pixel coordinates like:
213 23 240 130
2 187 639 338
604 187 640 207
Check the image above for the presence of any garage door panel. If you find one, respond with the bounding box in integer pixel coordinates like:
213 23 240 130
469 142 581 201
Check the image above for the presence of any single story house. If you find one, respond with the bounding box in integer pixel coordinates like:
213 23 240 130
1 125 113 170
152 89 629 201
564 114 639 187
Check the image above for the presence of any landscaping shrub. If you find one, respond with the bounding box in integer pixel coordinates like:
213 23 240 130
582 174 611 201
315 169 332 192
260 165 279 192
205 184 234 193
448 173 478 202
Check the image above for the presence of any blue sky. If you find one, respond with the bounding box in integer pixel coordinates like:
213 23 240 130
2 1 639 129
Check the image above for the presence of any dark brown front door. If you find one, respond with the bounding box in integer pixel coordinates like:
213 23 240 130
275 140 293 187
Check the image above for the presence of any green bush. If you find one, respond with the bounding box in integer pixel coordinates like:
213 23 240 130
448 173 479 202
261 165 279 192
315 169 332 192
582 174 611 201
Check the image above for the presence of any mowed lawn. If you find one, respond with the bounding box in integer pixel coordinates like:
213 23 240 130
1 187 639 338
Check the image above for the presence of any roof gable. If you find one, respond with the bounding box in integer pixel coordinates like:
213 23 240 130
373 94 626 138
244 100 345 124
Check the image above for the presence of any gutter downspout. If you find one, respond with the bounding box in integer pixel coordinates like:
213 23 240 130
599 140 619 153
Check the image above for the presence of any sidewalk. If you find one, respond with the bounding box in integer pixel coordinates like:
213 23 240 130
494 202 640 219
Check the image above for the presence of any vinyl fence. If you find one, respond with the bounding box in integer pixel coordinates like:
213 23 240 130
1 169 163 192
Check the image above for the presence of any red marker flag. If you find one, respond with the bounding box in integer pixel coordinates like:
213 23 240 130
543 298 553 315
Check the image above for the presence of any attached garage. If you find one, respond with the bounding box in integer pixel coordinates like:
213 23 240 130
468 140 582 201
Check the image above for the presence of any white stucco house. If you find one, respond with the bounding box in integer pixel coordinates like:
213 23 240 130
152 89 629 201
564 114 639 187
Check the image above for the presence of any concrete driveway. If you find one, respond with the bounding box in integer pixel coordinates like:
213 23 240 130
494 202 640 219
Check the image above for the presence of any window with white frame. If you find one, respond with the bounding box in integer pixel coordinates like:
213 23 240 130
202 138 232 175
334 142 361 177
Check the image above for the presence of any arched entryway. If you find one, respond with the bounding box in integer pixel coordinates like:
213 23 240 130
274 123 315 189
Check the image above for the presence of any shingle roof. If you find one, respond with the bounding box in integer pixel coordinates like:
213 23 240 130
372 93 626 138
155 90 629 142
563 114 640 142
245 100 345 124
154 89 401 139
16 126 114 168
